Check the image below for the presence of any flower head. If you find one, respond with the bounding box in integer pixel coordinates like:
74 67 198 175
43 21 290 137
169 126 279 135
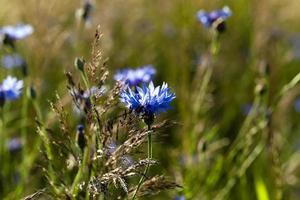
175 196 185 200
76 0 93 26
7 137 22 153
1 76 23 100
106 141 134 167
120 81 175 123
1 54 25 69
83 86 107 99
197 6 231 31
0 24 34 41
114 65 156 86
294 98 300 112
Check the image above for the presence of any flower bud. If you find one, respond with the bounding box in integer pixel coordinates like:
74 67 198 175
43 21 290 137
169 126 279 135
74 57 85 72
76 124 86 151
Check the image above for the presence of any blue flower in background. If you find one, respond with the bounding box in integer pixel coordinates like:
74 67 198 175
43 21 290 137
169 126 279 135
120 81 175 122
0 24 34 41
175 196 185 200
106 141 133 167
114 65 156 86
197 6 231 30
7 137 22 152
294 98 300 112
83 86 107 98
76 0 93 26
1 54 25 69
1 76 24 100
76 124 86 151
241 103 253 116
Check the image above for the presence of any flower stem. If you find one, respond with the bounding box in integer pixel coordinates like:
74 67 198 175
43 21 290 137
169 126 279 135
71 137 91 197
131 125 152 200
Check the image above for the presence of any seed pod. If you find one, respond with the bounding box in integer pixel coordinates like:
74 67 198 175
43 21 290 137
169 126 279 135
74 57 85 72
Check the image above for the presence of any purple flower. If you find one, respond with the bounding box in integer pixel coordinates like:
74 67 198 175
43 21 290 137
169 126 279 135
120 81 175 121
197 6 231 30
0 76 23 101
114 65 156 86
1 54 25 69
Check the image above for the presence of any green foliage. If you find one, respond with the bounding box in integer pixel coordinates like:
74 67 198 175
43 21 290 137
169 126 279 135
0 0 300 199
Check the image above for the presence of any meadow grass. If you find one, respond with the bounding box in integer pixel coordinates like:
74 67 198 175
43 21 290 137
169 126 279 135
0 0 300 199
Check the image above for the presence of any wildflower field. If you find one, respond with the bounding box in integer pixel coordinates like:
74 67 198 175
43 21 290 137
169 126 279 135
1 0 300 199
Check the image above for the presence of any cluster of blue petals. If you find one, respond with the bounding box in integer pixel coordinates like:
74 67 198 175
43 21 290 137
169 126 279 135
175 196 185 200
1 54 25 69
0 24 33 41
197 6 231 28
120 81 175 116
7 137 22 152
114 65 156 86
0 76 24 101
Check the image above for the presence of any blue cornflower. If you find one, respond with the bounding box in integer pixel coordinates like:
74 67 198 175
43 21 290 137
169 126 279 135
1 54 25 69
83 86 107 98
120 81 175 124
1 76 24 100
175 196 185 200
114 65 156 86
106 141 133 167
241 103 253 116
0 24 33 41
7 137 22 153
76 0 93 26
197 6 231 31
0 24 33 48
294 98 300 112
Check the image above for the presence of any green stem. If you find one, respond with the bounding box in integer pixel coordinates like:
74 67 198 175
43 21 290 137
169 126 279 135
80 71 90 91
131 126 152 200
71 138 91 197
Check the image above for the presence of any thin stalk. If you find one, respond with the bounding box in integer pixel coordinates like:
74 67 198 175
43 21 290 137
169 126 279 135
14 86 30 198
71 137 91 197
131 125 152 200
33 100 60 195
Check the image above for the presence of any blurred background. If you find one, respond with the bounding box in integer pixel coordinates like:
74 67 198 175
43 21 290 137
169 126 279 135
0 0 300 199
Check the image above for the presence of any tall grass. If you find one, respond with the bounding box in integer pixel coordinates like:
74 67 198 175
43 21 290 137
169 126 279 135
0 0 300 199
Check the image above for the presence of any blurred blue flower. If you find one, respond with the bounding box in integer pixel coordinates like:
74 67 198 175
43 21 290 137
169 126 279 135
0 24 33 41
120 81 175 118
197 6 231 28
1 54 25 69
76 0 93 26
175 195 185 200
114 65 156 86
106 141 134 167
294 98 300 112
7 137 22 152
83 85 107 98
241 103 252 116
1 76 24 100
